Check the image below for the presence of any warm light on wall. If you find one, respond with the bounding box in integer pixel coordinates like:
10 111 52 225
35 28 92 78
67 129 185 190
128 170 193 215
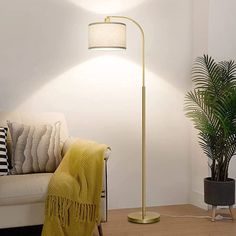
17 56 142 110
67 0 146 14
16 55 181 114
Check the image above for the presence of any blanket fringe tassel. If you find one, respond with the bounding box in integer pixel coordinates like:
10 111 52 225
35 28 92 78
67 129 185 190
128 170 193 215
45 195 97 227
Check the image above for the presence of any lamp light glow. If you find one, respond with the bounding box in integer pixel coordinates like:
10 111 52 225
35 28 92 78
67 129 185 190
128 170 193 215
88 22 126 50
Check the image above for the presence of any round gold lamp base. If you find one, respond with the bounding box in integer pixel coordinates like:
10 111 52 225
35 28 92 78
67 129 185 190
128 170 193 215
128 211 160 224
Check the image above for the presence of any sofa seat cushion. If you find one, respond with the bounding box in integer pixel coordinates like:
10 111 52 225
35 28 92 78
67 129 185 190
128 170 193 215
0 173 53 205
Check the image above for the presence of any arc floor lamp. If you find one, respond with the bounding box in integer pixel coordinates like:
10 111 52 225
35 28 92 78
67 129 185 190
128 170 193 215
88 16 160 224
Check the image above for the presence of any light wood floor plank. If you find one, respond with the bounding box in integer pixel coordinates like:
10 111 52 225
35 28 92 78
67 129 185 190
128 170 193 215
94 204 236 236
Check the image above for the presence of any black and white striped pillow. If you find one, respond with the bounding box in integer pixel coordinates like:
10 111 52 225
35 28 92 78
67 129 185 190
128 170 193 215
0 127 9 175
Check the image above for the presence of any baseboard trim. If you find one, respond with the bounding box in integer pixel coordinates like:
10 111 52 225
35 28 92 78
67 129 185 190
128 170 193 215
190 190 207 210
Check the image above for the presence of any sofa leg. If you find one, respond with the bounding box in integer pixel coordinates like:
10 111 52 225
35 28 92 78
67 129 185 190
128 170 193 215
97 223 103 236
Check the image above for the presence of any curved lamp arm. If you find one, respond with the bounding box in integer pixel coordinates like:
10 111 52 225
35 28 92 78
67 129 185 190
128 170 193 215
104 16 145 87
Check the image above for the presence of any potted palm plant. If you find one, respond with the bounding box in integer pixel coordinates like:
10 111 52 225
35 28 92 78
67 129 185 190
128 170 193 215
185 55 236 216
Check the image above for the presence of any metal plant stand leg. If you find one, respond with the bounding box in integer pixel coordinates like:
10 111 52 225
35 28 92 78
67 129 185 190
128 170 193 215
229 205 234 220
97 223 103 236
211 205 217 222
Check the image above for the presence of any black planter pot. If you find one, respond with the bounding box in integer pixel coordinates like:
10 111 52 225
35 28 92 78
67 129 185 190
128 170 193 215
204 177 235 206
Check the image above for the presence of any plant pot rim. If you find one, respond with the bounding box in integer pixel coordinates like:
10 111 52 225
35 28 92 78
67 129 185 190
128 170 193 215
204 177 235 183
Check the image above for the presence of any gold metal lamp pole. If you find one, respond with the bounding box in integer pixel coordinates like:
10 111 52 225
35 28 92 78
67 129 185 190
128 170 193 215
88 16 160 224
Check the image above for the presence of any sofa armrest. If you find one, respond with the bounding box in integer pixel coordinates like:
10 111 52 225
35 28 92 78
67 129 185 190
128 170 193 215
62 137 111 160
62 137 110 222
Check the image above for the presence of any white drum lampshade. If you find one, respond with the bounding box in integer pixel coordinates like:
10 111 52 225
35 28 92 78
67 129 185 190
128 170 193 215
88 22 126 50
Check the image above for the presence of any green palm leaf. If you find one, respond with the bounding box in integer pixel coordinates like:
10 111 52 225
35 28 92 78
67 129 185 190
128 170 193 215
185 55 236 181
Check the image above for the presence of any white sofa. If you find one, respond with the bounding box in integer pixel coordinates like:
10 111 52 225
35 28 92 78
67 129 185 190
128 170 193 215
0 112 109 234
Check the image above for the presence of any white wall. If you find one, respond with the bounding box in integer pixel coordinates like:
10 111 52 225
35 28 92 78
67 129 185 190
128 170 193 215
191 0 209 209
0 0 193 209
208 0 236 61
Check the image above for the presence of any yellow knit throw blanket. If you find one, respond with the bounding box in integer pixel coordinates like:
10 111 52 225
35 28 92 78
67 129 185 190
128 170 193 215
42 139 108 236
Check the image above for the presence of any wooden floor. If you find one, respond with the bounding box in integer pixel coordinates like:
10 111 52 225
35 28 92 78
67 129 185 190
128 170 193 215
1 204 235 235
94 204 236 236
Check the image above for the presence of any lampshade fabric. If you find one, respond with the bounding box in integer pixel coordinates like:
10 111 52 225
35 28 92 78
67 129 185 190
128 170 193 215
88 22 126 50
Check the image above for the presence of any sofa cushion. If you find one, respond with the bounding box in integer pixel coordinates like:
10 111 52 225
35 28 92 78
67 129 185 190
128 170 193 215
7 121 62 174
0 173 52 205
0 127 9 176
